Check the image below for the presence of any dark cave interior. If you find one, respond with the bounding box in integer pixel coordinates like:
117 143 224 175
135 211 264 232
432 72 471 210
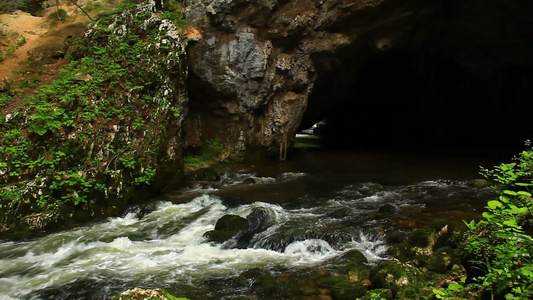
301 3 533 153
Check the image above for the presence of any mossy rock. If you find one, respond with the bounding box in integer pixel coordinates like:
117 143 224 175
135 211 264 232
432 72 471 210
316 275 340 288
408 228 435 248
255 273 288 298
188 167 221 181
386 230 409 245
362 288 393 300
342 250 368 264
426 246 458 274
370 261 420 294
395 284 435 300
203 214 247 243
370 260 437 299
387 240 416 262
331 277 367 300
111 288 189 300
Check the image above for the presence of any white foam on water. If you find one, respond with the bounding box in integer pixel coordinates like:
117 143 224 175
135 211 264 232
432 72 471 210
0 191 393 299
277 172 307 183
0 195 330 298
344 232 389 263
284 239 340 265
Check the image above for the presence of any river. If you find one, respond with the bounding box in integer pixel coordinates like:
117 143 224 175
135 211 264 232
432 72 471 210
0 149 501 299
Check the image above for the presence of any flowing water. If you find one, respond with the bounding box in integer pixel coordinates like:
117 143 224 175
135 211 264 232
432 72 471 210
0 149 502 300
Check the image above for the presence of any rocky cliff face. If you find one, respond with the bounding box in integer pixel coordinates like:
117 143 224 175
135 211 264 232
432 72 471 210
182 0 424 157
183 0 533 154
0 1 188 239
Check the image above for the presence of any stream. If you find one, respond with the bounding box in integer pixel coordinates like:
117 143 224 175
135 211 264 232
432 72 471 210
0 149 501 299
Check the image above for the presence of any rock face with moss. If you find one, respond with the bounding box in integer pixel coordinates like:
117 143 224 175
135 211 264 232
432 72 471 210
0 1 188 239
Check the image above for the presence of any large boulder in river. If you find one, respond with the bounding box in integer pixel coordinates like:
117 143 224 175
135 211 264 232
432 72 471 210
204 214 248 243
234 207 275 248
205 207 275 247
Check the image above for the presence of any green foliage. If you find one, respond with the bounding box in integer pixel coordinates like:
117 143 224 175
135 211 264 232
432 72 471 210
161 290 189 300
0 1 186 210
0 93 12 108
47 8 68 25
439 141 533 299
161 0 187 26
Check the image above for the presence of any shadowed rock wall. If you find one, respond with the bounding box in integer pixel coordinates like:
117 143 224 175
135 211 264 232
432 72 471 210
183 0 533 156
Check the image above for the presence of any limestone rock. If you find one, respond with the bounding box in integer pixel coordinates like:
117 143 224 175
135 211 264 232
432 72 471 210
182 0 533 158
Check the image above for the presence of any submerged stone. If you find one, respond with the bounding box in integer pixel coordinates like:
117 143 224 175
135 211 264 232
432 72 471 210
378 204 397 214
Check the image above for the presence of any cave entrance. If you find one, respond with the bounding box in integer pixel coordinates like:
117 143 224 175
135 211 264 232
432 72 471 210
301 44 533 152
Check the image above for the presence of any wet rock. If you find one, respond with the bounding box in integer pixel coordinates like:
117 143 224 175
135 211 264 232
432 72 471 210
204 214 247 243
221 195 243 208
342 250 368 264
246 207 273 233
326 208 351 219
242 177 256 184
188 167 221 181
336 250 369 273
378 204 397 215
472 179 489 187
231 207 275 248
385 230 409 245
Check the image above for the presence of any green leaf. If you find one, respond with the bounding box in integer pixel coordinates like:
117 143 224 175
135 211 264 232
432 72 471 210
488 200 503 209
499 195 511 203
503 219 518 227
504 190 518 196
447 283 464 292
482 211 493 219
517 191 532 196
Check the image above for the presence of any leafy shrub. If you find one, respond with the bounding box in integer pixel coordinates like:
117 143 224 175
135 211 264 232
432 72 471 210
435 141 533 299
46 8 67 26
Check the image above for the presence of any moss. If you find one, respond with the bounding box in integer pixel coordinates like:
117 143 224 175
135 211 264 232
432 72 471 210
408 228 434 248
331 277 367 300
255 273 288 298
370 261 419 294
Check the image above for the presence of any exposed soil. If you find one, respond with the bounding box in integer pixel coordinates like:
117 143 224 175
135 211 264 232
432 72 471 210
0 6 91 81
